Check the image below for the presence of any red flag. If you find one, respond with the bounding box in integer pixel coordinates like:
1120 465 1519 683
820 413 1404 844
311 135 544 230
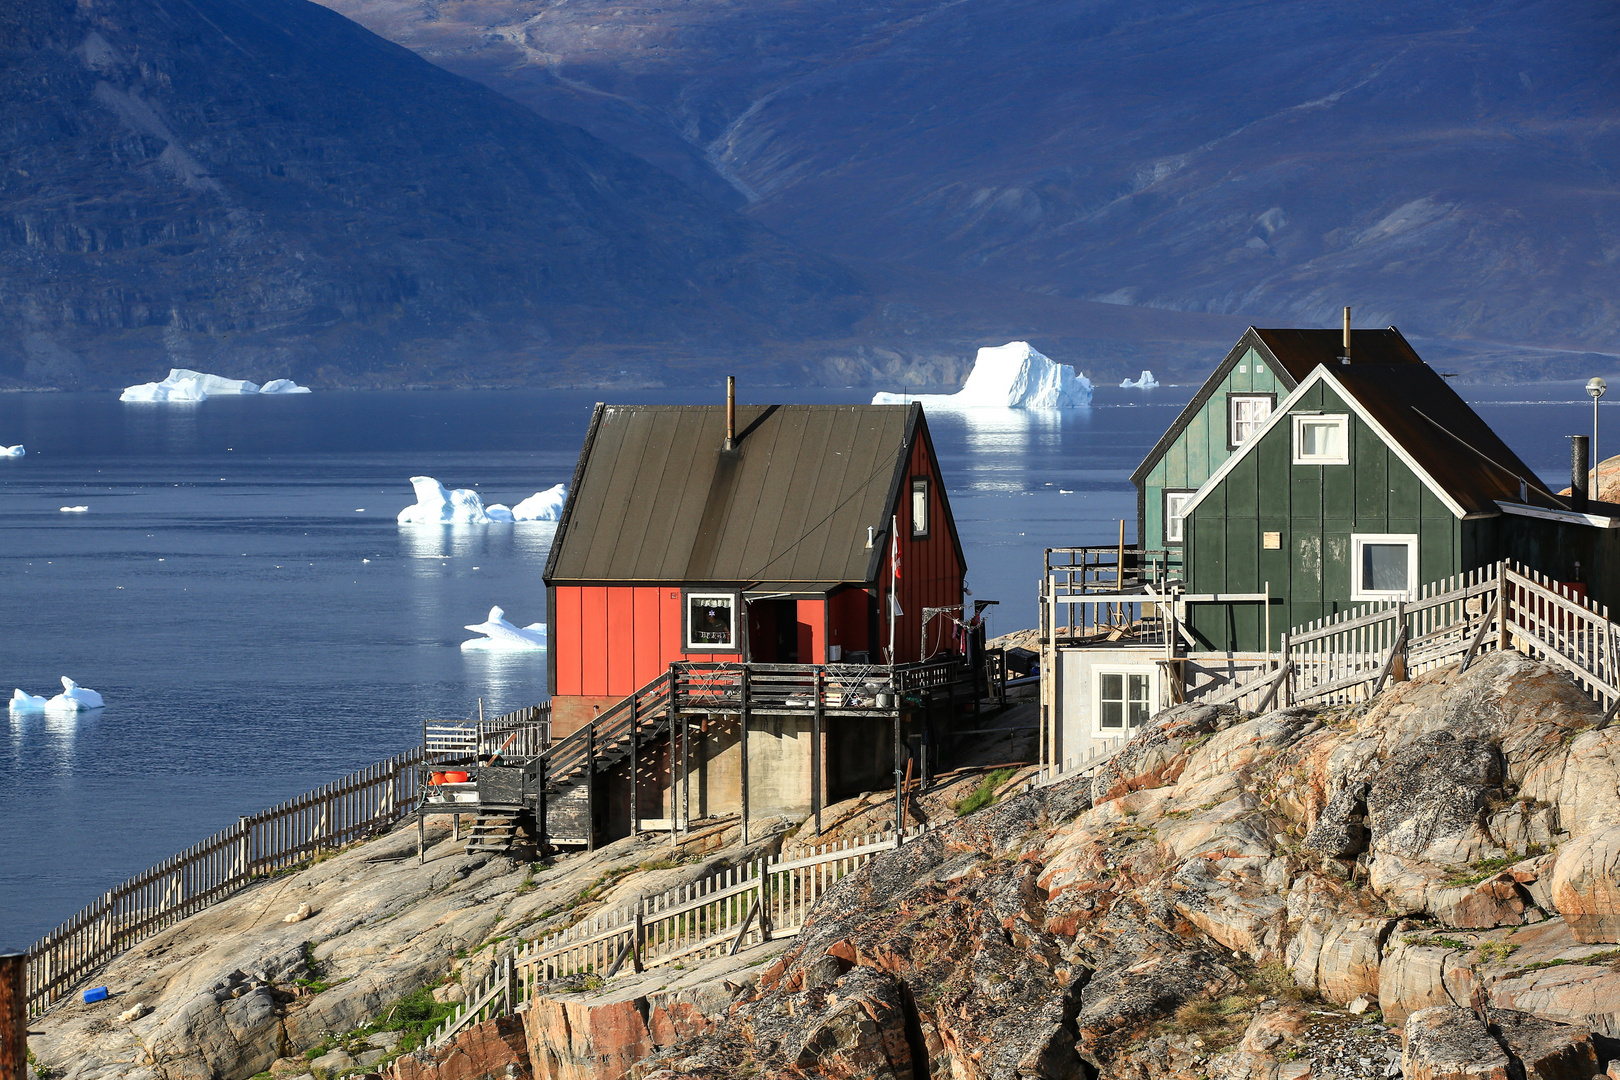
890 515 902 582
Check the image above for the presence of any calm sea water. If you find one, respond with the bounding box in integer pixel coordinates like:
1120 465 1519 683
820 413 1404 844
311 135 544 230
0 380 1605 947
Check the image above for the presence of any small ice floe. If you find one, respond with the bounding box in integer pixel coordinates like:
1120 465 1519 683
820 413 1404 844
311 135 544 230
872 341 1092 408
460 607 547 652
1120 370 1160 389
60 505 88 513
398 478 567 525
9 689 46 713
1 445 23 457
45 677 104 711
121 369 310 402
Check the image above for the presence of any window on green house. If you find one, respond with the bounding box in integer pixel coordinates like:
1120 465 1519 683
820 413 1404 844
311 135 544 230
1292 414 1350 465
1228 394 1274 449
1164 490 1195 544
1351 534 1418 600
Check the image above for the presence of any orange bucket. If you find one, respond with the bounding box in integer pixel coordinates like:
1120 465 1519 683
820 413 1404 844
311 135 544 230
443 771 469 784
429 771 447 785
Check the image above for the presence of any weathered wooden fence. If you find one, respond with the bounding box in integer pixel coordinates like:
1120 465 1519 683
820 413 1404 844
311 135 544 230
25 750 421 1015
1195 561 1620 715
429 826 927 1047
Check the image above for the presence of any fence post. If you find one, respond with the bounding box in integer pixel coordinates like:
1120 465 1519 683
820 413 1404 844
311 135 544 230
740 667 751 846
236 817 250 879
1394 601 1408 683
1278 633 1291 707
629 695 640 836
504 956 517 1018
812 668 824 836
1499 562 1512 653
586 725 597 853
757 860 771 942
0 953 24 1080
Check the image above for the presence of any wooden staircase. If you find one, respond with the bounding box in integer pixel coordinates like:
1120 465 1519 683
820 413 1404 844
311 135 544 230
463 812 523 855
528 670 678 847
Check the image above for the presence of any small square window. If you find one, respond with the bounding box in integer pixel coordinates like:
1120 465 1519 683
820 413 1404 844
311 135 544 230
1163 489 1196 545
910 477 930 539
1292 414 1349 465
1351 534 1418 601
685 591 739 649
1097 669 1154 731
1228 394 1274 449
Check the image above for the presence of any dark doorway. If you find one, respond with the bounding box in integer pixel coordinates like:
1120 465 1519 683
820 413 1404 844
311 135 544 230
747 599 801 663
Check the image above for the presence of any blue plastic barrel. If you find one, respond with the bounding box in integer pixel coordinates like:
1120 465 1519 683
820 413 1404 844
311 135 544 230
83 986 109 1003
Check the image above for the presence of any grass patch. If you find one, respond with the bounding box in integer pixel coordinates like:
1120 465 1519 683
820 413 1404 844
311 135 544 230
374 985 458 1053
1402 935 1471 951
1443 856 1518 887
1477 939 1521 963
1503 947 1620 980
954 767 1018 817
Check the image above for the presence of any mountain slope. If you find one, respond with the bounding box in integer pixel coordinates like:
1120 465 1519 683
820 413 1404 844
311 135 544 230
314 0 1620 371
0 0 867 389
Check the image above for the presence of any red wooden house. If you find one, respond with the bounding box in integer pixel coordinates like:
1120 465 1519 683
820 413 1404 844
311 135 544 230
544 399 969 738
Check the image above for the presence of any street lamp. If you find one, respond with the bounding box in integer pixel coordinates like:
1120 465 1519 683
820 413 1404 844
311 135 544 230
1588 377 1607 497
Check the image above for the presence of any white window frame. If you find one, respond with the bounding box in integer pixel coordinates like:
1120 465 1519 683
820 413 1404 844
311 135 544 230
1228 393 1275 449
1291 413 1350 465
684 590 740 651
1094 665 1158 735
1163 489 1196 545
1351 533 1419 601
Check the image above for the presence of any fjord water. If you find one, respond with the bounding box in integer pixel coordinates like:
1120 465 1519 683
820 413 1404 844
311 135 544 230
0 383 1599 947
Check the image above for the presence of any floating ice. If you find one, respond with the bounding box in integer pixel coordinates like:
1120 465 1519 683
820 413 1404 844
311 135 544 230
872 342 1092 408
511 484 567 521
43 677 103 712
9 689 46 713
59 505 88 513
397 476 492 524
121 369 310 402
1120 370 1160 389
460 606 547 652
397 478 566 525
1 445 23 457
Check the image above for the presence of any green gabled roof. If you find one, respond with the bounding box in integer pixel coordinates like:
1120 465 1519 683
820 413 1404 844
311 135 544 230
1129 326 1423 486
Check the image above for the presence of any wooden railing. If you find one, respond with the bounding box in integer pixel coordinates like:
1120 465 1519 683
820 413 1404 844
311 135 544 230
25 750 421 1015
1268 562 1618 711
429 826 927 1048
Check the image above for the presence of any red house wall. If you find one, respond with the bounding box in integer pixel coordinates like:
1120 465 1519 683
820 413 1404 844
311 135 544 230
877 432 965 664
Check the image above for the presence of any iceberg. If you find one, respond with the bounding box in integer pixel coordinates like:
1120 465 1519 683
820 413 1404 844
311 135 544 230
121 369 310 402
122 374 208 403
1120 370 1160 389
59 505 88 513
460 606 547 652
1 445 23 457
397 478 567 525
9 689 46 713
511 484 567 521
872 342 1092 408
398 476 492 524
43 677 103 712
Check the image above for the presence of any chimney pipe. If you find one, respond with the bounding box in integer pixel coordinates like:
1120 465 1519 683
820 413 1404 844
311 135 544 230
725 375 736 451
1341 306 1352 364
1572 434 1590 511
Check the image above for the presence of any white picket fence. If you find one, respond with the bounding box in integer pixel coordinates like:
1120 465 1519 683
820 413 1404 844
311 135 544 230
26 750 421 1015
429 825 928 1047
1196 561 1620 715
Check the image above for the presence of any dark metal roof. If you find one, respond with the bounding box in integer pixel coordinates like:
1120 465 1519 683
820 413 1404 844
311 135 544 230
545 403 948 584
1130 326 1424 486
1328 365 1567 515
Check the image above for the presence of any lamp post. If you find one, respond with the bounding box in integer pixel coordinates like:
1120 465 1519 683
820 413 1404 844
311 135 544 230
1588 377 1607 498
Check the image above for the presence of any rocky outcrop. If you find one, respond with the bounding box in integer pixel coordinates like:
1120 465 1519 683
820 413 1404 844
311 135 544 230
392 1015 532 1080
629 652 1620 1079
1549 824 1620 943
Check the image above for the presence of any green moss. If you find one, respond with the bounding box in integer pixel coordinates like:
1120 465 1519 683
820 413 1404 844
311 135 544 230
1443 856 1518 887
954 767 1018 817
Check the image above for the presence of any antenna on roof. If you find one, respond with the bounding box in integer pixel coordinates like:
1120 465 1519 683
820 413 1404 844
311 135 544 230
1341 307 1351 364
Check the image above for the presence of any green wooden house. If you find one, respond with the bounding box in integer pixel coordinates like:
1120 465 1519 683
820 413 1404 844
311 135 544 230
1131 327 1423 566
1181 362 1620 653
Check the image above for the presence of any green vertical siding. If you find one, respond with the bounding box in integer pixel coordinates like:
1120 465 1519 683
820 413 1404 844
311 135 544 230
1144 347 1288 552
1185 383 1463 652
